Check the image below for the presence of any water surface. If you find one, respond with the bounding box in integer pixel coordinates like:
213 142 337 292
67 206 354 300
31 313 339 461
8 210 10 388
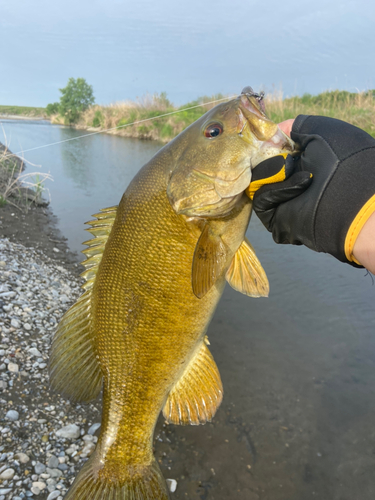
1 120 375 499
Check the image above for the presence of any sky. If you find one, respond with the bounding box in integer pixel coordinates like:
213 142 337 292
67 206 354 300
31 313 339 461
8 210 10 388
1 0 375 107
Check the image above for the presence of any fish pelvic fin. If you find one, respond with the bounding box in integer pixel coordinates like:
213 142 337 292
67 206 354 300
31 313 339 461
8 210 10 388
192 223 228 299
63 454 170 500
49 206 118 403
163 337 223 425
225 237 269 297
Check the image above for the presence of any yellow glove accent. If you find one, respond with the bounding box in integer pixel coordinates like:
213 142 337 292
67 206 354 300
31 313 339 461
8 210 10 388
345 193 375 264
246 165 287 200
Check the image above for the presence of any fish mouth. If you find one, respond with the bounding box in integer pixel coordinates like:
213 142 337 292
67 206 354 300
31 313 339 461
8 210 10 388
238 93 295 166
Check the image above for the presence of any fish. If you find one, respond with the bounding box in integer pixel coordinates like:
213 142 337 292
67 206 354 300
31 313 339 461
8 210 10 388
48 87 294 499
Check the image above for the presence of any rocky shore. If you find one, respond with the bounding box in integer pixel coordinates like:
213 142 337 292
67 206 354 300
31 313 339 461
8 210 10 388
0 238 102 500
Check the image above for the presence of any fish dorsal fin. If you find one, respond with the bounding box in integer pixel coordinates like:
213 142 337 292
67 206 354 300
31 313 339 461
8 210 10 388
163 337 223 425
48 206 118 403
192 223 228 299
226 237 269 297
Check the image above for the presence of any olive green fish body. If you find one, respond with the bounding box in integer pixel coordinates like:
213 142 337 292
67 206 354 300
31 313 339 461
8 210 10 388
49 90 294 499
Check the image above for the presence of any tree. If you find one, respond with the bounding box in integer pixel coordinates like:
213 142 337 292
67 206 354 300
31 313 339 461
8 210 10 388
57 78 95 125
45 102 59 116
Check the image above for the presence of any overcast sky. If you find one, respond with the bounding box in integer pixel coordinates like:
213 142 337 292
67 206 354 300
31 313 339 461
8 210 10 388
1 0 374 106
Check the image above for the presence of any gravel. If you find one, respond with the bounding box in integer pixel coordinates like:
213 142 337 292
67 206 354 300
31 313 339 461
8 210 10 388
0 238 102 500
0 237 178 499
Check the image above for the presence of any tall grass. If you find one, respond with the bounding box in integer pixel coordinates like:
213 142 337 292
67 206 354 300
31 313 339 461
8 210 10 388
266 89 375 137
50 89 375 143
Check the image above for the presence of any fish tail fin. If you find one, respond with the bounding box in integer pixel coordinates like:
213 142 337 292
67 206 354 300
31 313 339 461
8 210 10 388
64 454 170 500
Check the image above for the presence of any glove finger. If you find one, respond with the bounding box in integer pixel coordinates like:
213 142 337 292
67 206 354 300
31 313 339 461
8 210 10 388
252 171 312 232
253 171 312 213
247 154 295 200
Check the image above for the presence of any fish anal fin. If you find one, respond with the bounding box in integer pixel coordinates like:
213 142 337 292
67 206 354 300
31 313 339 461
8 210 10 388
226 237 269 297
163 339 223 425
192 223 228 299
49 206 118 403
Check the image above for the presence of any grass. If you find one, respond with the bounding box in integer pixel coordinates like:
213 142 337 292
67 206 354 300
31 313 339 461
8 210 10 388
0 140 52 212
50 92 230 142
265 89 375 137
48 89 375 143
0 105 46 118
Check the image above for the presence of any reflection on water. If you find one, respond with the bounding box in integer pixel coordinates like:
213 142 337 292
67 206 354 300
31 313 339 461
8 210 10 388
1 120 375 499
0 120 163 255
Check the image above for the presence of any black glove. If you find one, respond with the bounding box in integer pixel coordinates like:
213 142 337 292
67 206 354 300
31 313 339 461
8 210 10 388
251 115 375 266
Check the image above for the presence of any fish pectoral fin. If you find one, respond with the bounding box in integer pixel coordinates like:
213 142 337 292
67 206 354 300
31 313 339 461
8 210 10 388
192 223 228 299
226 237 269 297
49 206 118 403
163 337 223 425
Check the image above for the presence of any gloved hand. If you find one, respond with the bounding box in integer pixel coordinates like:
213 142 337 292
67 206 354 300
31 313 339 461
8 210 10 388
249 115 375 266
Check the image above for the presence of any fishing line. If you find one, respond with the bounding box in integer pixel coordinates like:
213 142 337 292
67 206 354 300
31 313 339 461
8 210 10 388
1 95 238 160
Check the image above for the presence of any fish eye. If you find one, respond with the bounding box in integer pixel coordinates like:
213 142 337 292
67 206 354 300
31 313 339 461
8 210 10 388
204 123 223 139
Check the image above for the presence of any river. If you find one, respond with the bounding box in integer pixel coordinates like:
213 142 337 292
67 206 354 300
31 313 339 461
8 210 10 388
1 119 375 499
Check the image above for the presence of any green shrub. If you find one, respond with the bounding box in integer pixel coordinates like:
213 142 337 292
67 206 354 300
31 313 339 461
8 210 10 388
92 110 104 127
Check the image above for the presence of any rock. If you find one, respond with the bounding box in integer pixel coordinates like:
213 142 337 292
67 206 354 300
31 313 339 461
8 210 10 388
47 456 59 469
28 347 42 357
47 492 61 500
24 323 32 331
15 452 30 464
6 409 19 421
34 462 46 474
31 486 41 495
0 489 12 496
7 362 19 372
0 468 15 480
166 478 177 493
55 424 80 439
0 381 7 389
32 482 46 491
87 423 101 435
10 318 20 328
46 468 62 478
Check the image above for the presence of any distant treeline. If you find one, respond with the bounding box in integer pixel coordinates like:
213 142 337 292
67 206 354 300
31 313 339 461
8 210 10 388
2 89 375 142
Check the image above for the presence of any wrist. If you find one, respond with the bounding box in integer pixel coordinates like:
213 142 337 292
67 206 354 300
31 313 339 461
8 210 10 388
352 206 375 273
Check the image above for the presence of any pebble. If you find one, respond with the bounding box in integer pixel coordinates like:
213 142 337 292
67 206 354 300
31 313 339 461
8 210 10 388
11 318 20 328
167 478 177 493
0 489 12 495
28 347 42 357
56 424 81 439
6 409 19 421
0 468 15 480
47 492 61 500
47 456 59 469
87 423 101 435
32 481 46 491
8 362 19 372
34 462 46 474
15 453 30 464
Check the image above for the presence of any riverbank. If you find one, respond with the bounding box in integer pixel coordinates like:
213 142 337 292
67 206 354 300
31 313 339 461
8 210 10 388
0 106 46 120
50 89 375 143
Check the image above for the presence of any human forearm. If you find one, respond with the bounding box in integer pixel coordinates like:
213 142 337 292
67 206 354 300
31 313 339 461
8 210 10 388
353 210 375 274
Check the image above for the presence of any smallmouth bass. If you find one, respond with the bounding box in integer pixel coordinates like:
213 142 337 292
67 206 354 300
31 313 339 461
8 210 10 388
49 87 294 499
